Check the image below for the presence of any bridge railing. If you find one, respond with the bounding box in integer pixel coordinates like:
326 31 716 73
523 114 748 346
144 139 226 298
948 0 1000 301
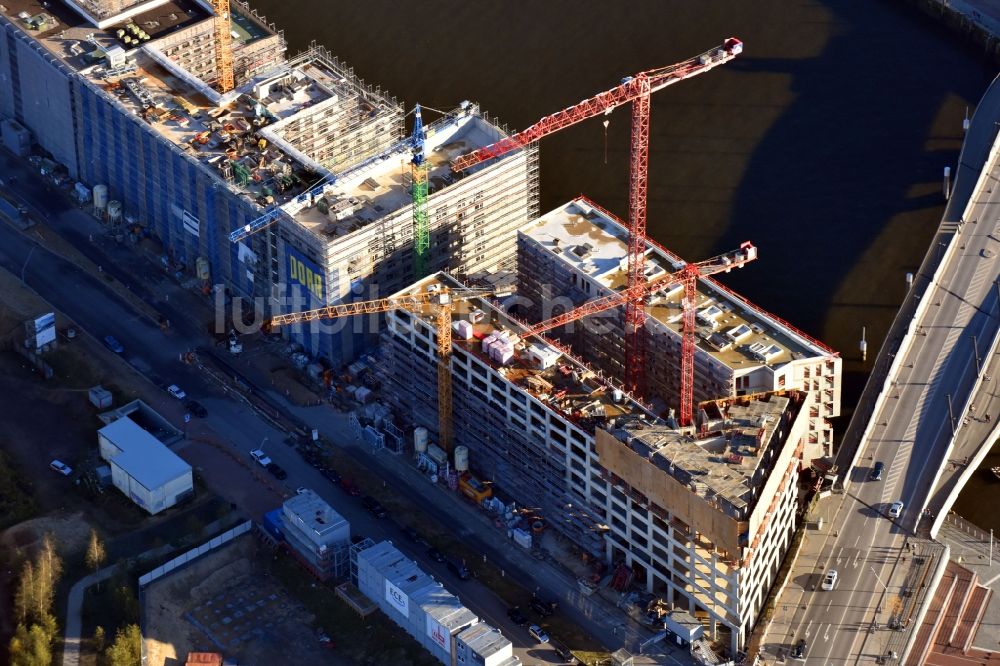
840 120 1000 492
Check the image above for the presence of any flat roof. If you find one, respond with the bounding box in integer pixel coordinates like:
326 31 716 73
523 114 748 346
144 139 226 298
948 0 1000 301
0 2 397 209
288 106 510 237
457 622 511 659
282 489 347 538
519 198 835 371
608 391 802 519
390 273 659 434
99 417 191 489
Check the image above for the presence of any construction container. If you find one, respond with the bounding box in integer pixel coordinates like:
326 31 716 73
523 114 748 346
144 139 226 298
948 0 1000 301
414 426 429 454
355 386 373 404
481 334 496 354
107 200 122 224
196 256 210 281
495 344 513 366
354 542 481 664
454 446 469 473
511 527 532 549
93 184 108 211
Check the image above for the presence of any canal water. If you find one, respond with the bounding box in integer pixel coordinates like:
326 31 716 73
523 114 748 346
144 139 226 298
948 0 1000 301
251 0 999 528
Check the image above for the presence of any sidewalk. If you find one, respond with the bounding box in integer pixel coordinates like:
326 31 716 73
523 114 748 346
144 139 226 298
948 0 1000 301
62 516 235 666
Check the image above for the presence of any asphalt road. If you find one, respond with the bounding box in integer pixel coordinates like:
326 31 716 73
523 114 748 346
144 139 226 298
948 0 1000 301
0 169 575 664
763 89 1000 663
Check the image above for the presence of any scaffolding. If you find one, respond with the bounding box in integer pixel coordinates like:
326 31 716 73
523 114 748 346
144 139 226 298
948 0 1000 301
375 329 608 555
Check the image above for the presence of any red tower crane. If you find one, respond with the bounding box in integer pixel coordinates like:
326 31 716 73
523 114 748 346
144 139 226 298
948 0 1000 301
451 38 743 397
518 242 758 426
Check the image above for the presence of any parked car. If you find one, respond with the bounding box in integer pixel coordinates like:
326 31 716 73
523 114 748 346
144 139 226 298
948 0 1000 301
507 607 527 626
870 461 884 481
821 569 838 591
427 547 446 563
340 477 361 496
889 501 904 518
792 639 807 659
530 596 556 617
266 462 287 480
362 496 387 518
103 335 124 354
528 625 549 644
185 400 207 418
250 448 272 467
321 468 342 485
49 460 72 476
447 558 470 580
167 384 187 400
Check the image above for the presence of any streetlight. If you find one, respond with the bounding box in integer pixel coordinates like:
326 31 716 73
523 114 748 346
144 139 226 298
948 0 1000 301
21 245 36 286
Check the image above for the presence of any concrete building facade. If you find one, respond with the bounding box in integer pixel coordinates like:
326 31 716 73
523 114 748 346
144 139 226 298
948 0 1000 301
271 102 538 364
0 0 401 310
376 273 812 652
517 197 842 460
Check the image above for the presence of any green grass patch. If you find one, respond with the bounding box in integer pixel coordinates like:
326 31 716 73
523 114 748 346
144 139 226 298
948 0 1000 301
44 347 102 389
0 448 38 529
268 552 439 666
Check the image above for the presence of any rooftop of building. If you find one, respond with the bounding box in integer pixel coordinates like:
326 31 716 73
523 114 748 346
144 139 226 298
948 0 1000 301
282 489 348 539
519 198 836 371
389 273 659 434
98 416 191 489
606 390 804 520
0 1 398 208
287 105 513 238
457 622 511 659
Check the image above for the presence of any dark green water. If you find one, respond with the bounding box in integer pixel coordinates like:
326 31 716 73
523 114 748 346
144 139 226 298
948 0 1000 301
252 0 998 526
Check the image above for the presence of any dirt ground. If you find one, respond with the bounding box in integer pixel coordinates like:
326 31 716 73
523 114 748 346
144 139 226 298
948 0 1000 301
142 535 331 666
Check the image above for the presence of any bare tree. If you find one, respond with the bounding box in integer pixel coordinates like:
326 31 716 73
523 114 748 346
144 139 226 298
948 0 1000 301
85 529 107 589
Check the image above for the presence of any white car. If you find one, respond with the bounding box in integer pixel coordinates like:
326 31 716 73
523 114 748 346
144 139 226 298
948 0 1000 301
821 569 838 591
250 448 272 467
528 624 549 644
889 501 904 519
49 460 72 476
167 384 187 400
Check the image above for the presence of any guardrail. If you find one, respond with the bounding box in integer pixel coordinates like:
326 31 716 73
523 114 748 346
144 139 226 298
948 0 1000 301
841 116 1000 490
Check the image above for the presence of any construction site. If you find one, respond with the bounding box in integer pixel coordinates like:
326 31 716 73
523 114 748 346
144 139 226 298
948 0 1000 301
0 0 844 659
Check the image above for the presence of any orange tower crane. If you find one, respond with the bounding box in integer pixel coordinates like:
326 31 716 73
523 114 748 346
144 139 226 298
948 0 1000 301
211 0 235 93
451 38 743 400
268 286 502 452
517 242 758 426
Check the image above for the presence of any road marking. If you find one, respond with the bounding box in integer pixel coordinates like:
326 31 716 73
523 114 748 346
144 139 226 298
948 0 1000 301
804 621 812 638
854 534 861 547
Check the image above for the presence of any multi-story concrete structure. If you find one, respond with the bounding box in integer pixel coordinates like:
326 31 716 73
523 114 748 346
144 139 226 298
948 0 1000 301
377 273 811 652
272 102 538 363
597 392 809 653
378 273 654 556
517 197 842 459
353 540 518 666
280 488 350 580
0 0 400 310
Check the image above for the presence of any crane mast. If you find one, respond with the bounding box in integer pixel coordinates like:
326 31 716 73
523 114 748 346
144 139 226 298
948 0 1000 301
411 105 431 278
518 242 758 426
451 38 743 398
211 0 235 93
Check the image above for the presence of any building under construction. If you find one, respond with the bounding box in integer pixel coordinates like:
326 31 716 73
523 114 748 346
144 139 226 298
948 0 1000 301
272 103 538 362
517 197 842 459
0 0 401 307
375 272 811 652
